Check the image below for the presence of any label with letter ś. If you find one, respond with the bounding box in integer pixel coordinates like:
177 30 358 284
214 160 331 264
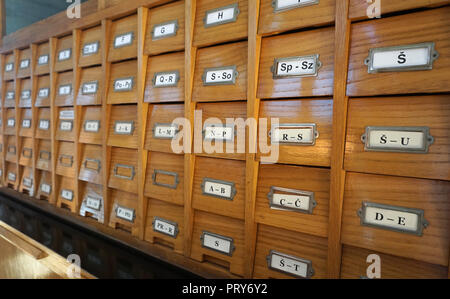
39 119 50 130
84 120 100 133
272 54 321 78
204 4 240 28
38 54 49 65
203 66 238 85
114 32 133 48
201 231 235 256
152 71 179 87
5 63 14 72
201 178 236 201
268 186 316 214
82 41 99 56
38 88 49 98
153 217 179 238
115 205 135 222
267 250 314 278
22 119 31 128
114 77 134 92
114 121 134 135
203 125 234 142
41 183 51 194
272 0 319 12
86 196 101 210
20 59 30 69
270 123 318 145
61 189 74 201
82 81 98 94
58 49 72 61
152 20 178 40
58 84 72 96
153 123 178 139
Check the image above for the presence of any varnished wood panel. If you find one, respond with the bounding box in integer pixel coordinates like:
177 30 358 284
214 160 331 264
18 78 32 108
19 137 33 167
17 48 32 79
107 104 138 148
79 144 103 185
54 35 74 73
35 108 51 140
55 71 74 107
19 108 33 137
34 42 50 76
55 141 76 178
108 14 138 62
79 25 103 67
108 147 139 194
107 60 138 104
35 75 51 107
79 106 103 145
36 139 51 171
77 66 103 105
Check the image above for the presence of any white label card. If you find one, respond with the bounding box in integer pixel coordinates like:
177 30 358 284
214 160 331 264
116 206 135 222
6 92 15 100
38 88 49 98
364 205 419 232
202 232 233 255
153 218 178 238
41 183 51 194
59 84 71 96
58 49 71 61
60 121 73 131
83 42 99 56
82 81 98 94
205 5 238 27
153 21 178 39
84 121 100 133
114 78 133 91
271 125 317 145
20 59 30 69
22 119 31 128
5 63 14 72
204 67 236 85
203 125 234 141
23 177 32 187
273 55 320 78
59 110 74 120
8 172 16 182
203 180 234 200
153 72 179 87
268 251 312 278
7 118 15 127
86 196 101 210
38 55 49 65
114 33 133 48
154 124 177 139
21 90 31 100
273 0 319 11
114 121 133 135
61 189 74 201
39 120 50 130
272 193 311 211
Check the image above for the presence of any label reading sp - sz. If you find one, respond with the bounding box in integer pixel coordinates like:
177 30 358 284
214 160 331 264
272 55 320 78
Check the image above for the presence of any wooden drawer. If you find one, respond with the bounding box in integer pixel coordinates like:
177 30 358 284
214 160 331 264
144 197 184 254
341 245 448 279
107 60 137 104
345 96 450 181
18 78 32 108
144 151 184 206
36 170 52 201
79 106 102 145
193 0 248 48
36 108 51 139
77 66 102 105
56 175 77 212
79 144 103 185
79 182 104 223
108 188 139 236
35 75 51 107
144 0 185 56
56 107 75 142
195 101 246 160
144 103 184 153
55 71 74 106
34 42 50 75
253 224 328 279
259 0 335 36
144 52 185 103
108 14 137 62
6 162 18 188
192 156 245 220
56 141 76 178
5 136 17 163
4 81 16 108
258 99 332 166
342 172 450 266
258 27 335 99
36 139 52 171
19 108 32 137
108 147 138 194
17 48 31 78
191 210 245 276
19 137 33 167
193 41 247 102
79 25 102 67
256 164 330 238
4 108 16 135
3 53 15 81
54 35 73 72
347 7 450 96
19 166 33 194
107 104 138 148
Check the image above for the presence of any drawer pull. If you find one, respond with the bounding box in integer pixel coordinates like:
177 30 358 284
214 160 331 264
22 147 33 158
361 126 434 154
364 42 439 74
114 204 135 222
357 202 429 236
114 121 134 135
113 32 134 49
39 150 51 161
152 20 179 40
204 3 240 28
269 123 319 145
201 178 236 201
202 65 238 86
7 145 16 155
59 155 73 167
272 0 319 13
266 250 315 279
84 158 101 172
152 123 179 139
200 231 235 256
152 169 179 189
82 41 100 56
271 54 322 79
113 164 135 180
81 81 99 95
267 186 317 214
203 124 235 142
152 217 179 238
152 71 180 88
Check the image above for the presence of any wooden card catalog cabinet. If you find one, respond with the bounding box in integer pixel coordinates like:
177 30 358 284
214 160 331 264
19 137 33 167
144 152 184 206
54 35 73 72
259 0 335 36
109 189 139 236
107 60 137 104
36 139 52 171
55 71 74 106
195 102 246 160
77 66 102 105
347 7 450 96
192 156 245 220
345 96 449 181
56 108 75 142
4 81 16 108
256 164 330 238
107 104 138 148
79 182 104 223
4 108 16 135
19 167 33 194
56 141 76 178
19 109 33 137
56 175 77 212
342 172 450 267
5 136 17 163
36 170 52 200
144 0 185 56
35 75 51 107
6 162 18 188
258 27 334 99
79 106 102 144
144 103 184 153
253 224 327 279
17 48 31 78
340 245 448 279
108 147 138 194
79 144 103 185
19 78 32 108
79 26 102 67
144 52 185 103
258 99 332 166
3 53 15 81
108 14 137 62
34 42 50 75
144 198 184 254
193 42 247 102
36 108 51 140
193 0 248 47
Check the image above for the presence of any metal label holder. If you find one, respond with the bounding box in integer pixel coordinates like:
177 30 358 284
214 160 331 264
267 186 317 214
201 178 237 201
113 77 134 92
266 250 315 279
114 164 135 180
59 154 74 167
202 65 239 86
113 32 134 48
200 231 235 256
152 71 180 88
271 54 322 79
114 121 135 135
81 81 99 95
82 41 100 56
152 216 179 238
272 0 319 13
84 158 101 172
202 124 236 142
152 169 179 189
152 20 179 40
152 123 179 139
203 3 240 28
57 48 72 61
269 123 319 145
114 204 136 223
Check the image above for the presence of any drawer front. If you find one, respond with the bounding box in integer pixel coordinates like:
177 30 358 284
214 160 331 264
108 189 139 235
19 137 33 167
36 139 52 171
55 35 73 72
193 156 245 220
79 106 102 145
342 172 450 266
256 164 330 238
19 108 33 137
144 151 184 206
258 27 335 99
19 166 33 193
77 66 102 105
56 107 75 142
341 245 448 279
3 54 15 81
79 182 104 223
345 96 450 181
193 0 248 48
18 78 32 107
108 14 138 62
35 75 51 107
193 41 247 102
79 144 103 185
258 98 332 166
36 108 51 140
144 52 185 103
55 71 74 107
191 210 245 276
144 0 185 56
17 48 31 79
34 43 50 75
144 198 184 255
4 108 16 135
79 26 102 67
107 104 138 148
108 147 138 194
195 101 247 160
36 170 52 199
4 81 16 108
253 224 328 279
259 0 335 36
347 7 450 96
56 141 76 178
107 60 138 104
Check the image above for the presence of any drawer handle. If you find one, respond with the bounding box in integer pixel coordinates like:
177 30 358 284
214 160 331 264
202 65 239 86
201 178 236 201
200 231 235 257
22 147 33 158
113 164 135 180
152 71 180 88
39 150 51 161
152 216 179 239
152 169 179 189
267 186 317 214
268 123 319 145
151 20 179 41
7 145 16 155
59 155 73 167
114 204 135 223
203 3 240 28
266 250 315 279
271 0 319 13
271 54 322 79
83 158 101 172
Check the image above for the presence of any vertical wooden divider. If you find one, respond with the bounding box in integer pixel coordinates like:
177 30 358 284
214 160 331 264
13 49 20 190
30 44 38 197
72 29 82 213
49 37 58 205
0 55 5 185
